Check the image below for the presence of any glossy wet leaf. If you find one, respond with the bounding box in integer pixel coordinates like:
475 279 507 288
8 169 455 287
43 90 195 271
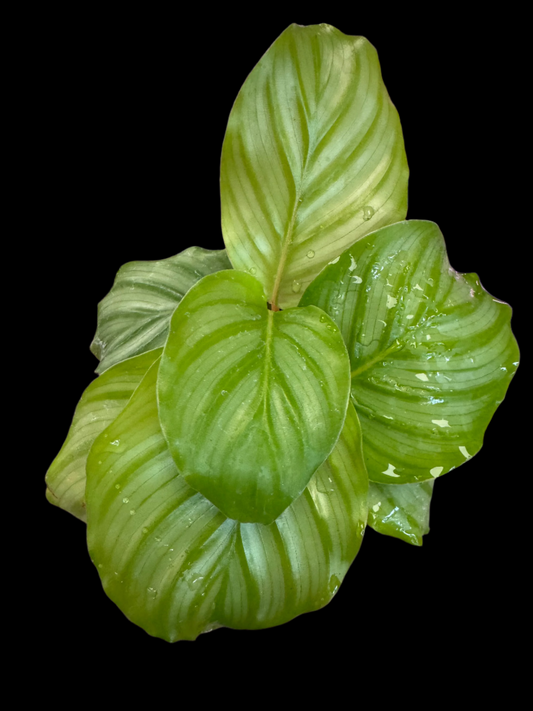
45 349 162 520
368 480 434 546
220 23 408 309
91 247 231 373
157 270 351 525
301 220 519 484
86 361 367 642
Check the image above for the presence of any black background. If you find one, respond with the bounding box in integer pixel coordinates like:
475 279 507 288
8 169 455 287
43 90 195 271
31 7 526 675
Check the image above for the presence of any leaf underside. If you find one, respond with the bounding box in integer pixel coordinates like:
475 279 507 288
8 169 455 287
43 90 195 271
368 480 434 546
301 220 519 484
45 349 162 520
221 23 408 309
86 361 368 642
91 247 231 374
158 270 351 524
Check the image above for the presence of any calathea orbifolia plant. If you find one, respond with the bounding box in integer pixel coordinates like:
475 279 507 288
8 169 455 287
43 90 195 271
45 23 519 641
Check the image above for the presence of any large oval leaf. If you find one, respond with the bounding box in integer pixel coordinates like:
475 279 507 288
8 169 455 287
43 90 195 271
45 349 162 520
220 23 408 310
368 480 434 546
86 360 367 642
91 247 231 373
300 220 519 484
157 270 351 525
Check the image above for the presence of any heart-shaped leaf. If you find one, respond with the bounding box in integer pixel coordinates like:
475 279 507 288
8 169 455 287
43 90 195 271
45 349 162 520
368 480 434 546
91 247 231 373
300 220 519 484
220 23 408 310
86 360 367 642
157 270 351 524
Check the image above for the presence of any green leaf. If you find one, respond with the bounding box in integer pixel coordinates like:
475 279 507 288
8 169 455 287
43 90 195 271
157 270 351 525
300 220 519 484
86 360 368 642
91 247 231 374
368 480 434 546
45 349 162 521
220 23 408 310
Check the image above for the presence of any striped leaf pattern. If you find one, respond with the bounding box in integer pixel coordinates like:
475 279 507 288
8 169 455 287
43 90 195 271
220 23 408 309
301 220 519 484
45 349 162 520
368 480 434 546
91 247 231 373
86 361 368 642
158 270 351 524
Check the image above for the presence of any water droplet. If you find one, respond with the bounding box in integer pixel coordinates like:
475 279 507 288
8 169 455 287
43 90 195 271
184 571 205 591
382 463 400 477
122 497 129 504
316 476 335 494
110 439 120 447
221 390 228 396
98 563 103 569
362 205 375 221
432 419 450 428
320 315 327 323
154 536 162 542
129 509 136 516
459 446 472 459
147 587 158 598
249 267 256 275
142 527 149 534
329 574 341 595
306 249 315 259
114 484 120 490
292 280 302 294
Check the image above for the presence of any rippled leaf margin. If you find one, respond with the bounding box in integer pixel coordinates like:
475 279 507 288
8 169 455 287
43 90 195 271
86 360 368 641
46 349 162 520
301 220 519 484
91 247 231 373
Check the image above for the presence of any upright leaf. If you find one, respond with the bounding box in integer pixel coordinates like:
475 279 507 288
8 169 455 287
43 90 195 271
368 480 434 546
45 349 162 520
91 247 231 373
86 361 368 642
221 23 408 309
301 220 519 484
157 270 351 524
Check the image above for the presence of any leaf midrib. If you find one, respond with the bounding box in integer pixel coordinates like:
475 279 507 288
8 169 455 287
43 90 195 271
260 310 275 403
350 340 404 380
270 191 302 310
349 306 449 381
270 97 315 309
